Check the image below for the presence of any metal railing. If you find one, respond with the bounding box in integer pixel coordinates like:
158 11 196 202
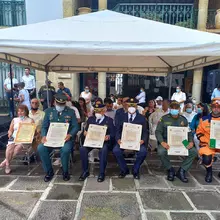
0 0 26 26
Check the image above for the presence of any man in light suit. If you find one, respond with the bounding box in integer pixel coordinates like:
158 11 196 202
113 98 148 179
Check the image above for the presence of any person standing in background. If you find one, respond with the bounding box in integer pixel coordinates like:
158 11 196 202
21 67 36 99
38 80 56 110
136 87 146 108
80 86 92 110
4 72 18 117
211 85 220 100
171 86 186 112
113 95 123 110
57 82 72 101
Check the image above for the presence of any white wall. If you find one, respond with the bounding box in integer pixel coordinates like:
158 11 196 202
25 0 63 24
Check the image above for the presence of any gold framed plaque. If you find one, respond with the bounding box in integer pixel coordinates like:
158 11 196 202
15 123 36 144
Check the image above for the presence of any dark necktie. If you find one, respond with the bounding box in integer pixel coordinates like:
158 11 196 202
97 119 101 124
129 115 133 123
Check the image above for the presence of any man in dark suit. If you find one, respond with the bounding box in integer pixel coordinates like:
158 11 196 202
113 98 148 179
115 97 129 127
79 104 115 182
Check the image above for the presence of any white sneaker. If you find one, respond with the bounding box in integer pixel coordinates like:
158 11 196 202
53 158 61 166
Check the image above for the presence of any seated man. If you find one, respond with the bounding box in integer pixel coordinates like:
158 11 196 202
113 98 148 179
38 94 79 182
155 101 197 183
196 98 220 183
79 104 115 182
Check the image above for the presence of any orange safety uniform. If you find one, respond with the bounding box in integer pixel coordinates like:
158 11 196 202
196 114 220 156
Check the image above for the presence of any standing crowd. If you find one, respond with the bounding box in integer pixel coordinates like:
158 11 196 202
1 69 220 185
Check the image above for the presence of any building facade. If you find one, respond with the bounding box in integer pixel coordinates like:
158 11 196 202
0 0 220 111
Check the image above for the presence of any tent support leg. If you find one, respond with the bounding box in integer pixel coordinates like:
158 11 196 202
45 68 50 108
9 64 14 118
168 73 172 100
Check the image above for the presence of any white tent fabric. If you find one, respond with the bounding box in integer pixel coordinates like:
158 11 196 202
0 10 220 75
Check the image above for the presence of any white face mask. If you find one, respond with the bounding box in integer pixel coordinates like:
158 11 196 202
55 105 65 112
128 107 136 114
95 113 102 119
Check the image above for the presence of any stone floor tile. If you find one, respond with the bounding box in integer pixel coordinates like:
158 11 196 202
0 176 16 188
139 189 193 210
186 191 220 210
46 184 82 200
54 175 83 185
138 175 168 189
0 192 41 220
85 177 109 191
57 162 82 176
78 193 141 220
211 212 220 219
170 212 211 220
112 178 136 191
147 164 167 176
190 171 220 186
146 212 168 220
10 176 49 190
32 201 77 220
0 165 33 175
167 176 199 189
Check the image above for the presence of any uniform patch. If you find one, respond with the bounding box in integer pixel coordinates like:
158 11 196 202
164 122 172 125
49 112 53 120
181 121 185 126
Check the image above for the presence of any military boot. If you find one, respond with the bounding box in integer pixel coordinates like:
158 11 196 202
205 166 212 183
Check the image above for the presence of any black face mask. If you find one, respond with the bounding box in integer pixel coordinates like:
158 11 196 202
31 107 38 111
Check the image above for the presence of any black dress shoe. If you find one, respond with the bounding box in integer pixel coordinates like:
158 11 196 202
63 172 70 181
44 172 54 182
176 167 188 183
167 167 175 181
205 167 212 183
118 170 129 178
78 172 90 181
218 171 220 179
133 173 140 180
97 174 105 182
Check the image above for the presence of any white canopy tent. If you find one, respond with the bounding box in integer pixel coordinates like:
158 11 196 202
0 10 220 77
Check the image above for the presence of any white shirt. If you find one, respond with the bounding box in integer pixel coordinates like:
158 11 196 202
18 89 31 110
128 113 137 122
96 115 105 124
182 112 197 124
21 75 36 90
137 105 144 114
4 77 18 90
70 106 80 119
171 91 186 111
136 91 146 104
80 91 92 106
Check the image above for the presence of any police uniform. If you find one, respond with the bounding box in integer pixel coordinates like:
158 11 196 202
196 98 220 183
38 94 79 182
79 104 115 182
155 101 197 183
113 98 148 179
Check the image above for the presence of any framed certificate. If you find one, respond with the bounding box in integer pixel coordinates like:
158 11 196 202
210 120 220 149
83 124 107 148
167 126 188 156
44 123 69 148
15 123 36 144
120 123 142 151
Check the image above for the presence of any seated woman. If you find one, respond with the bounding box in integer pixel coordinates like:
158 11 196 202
182 101 197 126
144 99 156 120
0 105 34 174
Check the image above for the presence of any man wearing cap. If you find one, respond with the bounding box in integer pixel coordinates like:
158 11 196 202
38 80 56 110
196 98 220 183
79 104 115 182
38 94 79 182
155 101 197 183
155 96 163 109
113 98 148 179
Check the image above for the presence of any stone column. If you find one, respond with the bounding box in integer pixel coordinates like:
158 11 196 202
192 69 203 102
192 0 209 101
98 0 107 99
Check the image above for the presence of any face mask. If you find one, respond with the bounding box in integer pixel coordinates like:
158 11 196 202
31 107 38 111
176 89 180 93
19 116 25 120
186 108 192 114
140 90 143 93
197 108 203 114
128 107 136 114
212 109 220 116
95 113 102 119
85 89 89 93
55 105 65 112
170 109 179 116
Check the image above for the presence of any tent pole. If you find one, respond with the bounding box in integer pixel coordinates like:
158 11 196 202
168 73 172 100
45 68 50 108
9 64 15 118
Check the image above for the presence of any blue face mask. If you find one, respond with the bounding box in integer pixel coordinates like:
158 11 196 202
170 109 179 116
140 89 143 93
19 116 25 120
176 89 180 93
197 108 203 114
186 108 193 114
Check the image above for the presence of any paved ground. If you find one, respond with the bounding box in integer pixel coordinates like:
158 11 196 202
0 151 220 220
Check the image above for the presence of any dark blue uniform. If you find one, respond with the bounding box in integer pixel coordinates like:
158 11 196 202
115 108 126 127
113 112 148 175
38 106 79 174
80 115 115 177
